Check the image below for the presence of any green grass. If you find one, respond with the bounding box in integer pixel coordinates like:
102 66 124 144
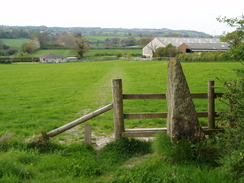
0 61 242 139
86 48 142 56
0 60 243 182
29 48 142 58
30 49 76 57
0 38 30 48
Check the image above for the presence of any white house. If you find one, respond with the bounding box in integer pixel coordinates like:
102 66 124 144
142 37 229 58
39 53 67 63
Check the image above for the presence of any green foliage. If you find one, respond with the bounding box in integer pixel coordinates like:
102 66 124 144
176 51 229 62
73 37 90 58
216 69 244 179
154 43 179 57
115 51 124 57
226 42 244 60
217 15 244 60
0 40 18 56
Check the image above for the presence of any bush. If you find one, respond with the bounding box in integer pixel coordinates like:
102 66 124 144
176 51 230 62
217 68 244 179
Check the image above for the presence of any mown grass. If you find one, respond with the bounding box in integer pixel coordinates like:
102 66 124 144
0 61 241 140
0 60 243 182
85 48 142 57
30 49 76 57
29 48 142 58
0 38 30 48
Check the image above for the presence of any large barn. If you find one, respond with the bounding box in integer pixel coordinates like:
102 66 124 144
142 37 229 58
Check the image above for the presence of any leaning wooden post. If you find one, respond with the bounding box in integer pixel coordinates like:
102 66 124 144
112 79 124 140
85 123 92 145
208 80 215 129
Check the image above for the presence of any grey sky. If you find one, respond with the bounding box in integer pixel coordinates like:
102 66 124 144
1 0 243 35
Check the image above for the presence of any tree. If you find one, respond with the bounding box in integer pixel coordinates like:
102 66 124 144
154 44 179 57
57 35 75 47
120 36 137 47
73 37 90 58
31 32 49 48
22 38 40 54
138 37 153 47
217 15 244 60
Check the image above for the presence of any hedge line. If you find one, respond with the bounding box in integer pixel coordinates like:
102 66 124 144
0 57 39 63
175 52 230 62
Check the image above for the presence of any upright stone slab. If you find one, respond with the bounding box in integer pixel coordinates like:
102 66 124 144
166 60 204 141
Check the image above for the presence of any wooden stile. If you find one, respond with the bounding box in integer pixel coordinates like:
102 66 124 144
46 104 113 138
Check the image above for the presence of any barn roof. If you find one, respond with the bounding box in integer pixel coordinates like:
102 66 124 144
184 42 229 51
39 53 66 59
156 37 223 47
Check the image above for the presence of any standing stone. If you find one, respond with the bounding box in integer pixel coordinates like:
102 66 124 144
166 60 204 141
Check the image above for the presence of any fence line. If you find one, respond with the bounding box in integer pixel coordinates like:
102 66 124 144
112 79 225 139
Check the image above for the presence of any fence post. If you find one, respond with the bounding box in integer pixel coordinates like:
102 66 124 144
208 80 215 129
85 123 92 145
112 79 124 140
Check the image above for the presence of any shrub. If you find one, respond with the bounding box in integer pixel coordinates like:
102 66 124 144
217 68 244 179
176 51 230 62
115 51 124 57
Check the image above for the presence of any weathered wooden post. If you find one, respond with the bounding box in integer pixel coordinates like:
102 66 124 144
85 123 92 145
112 79 124 140
208 80 215 129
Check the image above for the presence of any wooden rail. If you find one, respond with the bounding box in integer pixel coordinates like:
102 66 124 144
47 103 113 138
112 79 224 139
122 127 224 138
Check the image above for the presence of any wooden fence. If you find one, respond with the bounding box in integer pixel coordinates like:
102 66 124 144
46 79 225 142
112 79 224 140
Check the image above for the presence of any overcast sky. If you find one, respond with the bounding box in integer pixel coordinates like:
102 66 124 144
1 0 243 35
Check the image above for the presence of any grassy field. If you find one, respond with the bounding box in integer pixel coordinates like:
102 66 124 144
86 48 142 56
0 61 241 138
29 48 142 57
0 38 30 48
0 60 243 182
30 49 76 57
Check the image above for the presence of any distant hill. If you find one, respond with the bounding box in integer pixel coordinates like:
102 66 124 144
0 25 212 38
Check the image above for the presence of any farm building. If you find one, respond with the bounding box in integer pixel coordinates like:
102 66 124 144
178 42 229 53
142 37 229 57
67 57 78 62
39 53 67 63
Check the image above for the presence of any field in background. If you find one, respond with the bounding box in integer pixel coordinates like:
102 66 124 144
0 38 30 48
29 48 142 57
0 60 241 142
30 49 76 57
